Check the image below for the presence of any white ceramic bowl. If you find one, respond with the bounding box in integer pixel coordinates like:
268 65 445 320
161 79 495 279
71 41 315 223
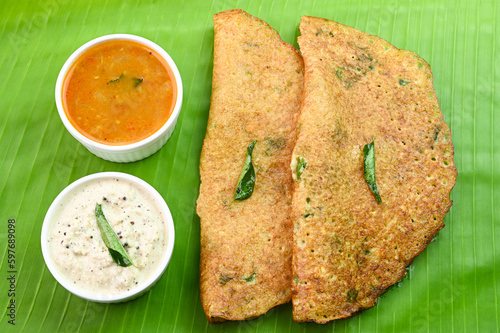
41 172 175 303
55 34 183 163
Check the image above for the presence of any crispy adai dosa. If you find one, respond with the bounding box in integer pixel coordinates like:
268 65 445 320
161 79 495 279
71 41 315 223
291 16 457 323
197 9 304 322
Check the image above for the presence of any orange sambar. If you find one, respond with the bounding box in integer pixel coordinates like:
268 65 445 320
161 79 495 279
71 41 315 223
62 40 177 145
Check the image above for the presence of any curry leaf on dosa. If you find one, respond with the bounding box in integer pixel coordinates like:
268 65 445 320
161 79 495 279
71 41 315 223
233 140 257 201
296 156 307 181
363 138 382 204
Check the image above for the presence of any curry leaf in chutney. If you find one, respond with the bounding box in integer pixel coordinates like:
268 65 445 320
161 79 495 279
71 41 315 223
363 139 382 204
234 140 257 201
95 204 134 267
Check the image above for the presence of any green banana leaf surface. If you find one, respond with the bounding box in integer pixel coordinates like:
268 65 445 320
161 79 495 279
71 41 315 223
1 0 498 332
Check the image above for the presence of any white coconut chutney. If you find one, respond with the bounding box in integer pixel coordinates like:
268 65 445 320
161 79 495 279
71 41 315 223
48 177 167 296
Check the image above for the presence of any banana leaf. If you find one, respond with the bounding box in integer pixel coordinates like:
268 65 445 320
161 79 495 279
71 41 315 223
0 0 498 332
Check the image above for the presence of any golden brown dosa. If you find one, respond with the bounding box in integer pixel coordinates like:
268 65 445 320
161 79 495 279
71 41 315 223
197 9 304 322
291 16 457 323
